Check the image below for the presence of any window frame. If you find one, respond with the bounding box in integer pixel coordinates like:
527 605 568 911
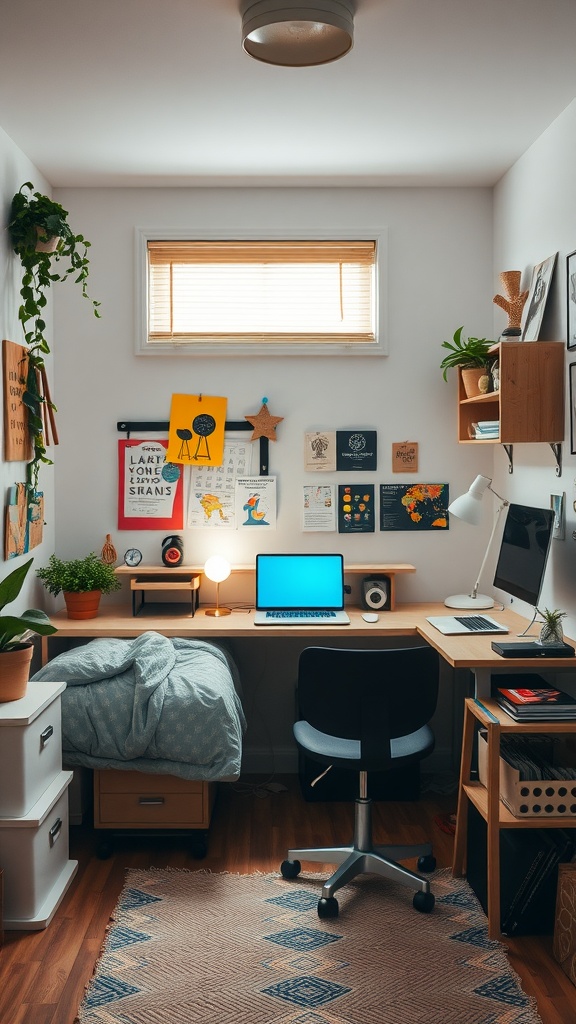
135 227 387 357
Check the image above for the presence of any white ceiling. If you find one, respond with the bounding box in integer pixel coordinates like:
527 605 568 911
1 0 576 189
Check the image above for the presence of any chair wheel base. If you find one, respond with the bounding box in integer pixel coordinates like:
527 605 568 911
417 854 436 872
413 890 435 913
281 859 301 879
318 896 339 918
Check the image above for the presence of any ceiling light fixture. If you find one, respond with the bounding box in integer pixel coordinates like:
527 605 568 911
241 1 354 67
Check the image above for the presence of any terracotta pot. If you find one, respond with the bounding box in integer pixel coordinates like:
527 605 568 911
34 226 61 253
0 643 33 702
460 367 487 399
63 590 102 620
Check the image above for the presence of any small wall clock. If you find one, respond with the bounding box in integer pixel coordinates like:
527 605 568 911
123 547 143 567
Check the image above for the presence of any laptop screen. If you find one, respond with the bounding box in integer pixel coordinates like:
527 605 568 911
256 554 345 610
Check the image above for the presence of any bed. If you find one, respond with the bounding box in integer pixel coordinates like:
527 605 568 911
32 631 246 856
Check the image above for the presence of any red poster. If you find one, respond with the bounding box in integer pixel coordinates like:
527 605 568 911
118 439 183 530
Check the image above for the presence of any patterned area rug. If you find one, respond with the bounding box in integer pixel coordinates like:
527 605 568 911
76 867 543 1024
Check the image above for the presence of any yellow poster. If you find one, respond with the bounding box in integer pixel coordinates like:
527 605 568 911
166 394 227 466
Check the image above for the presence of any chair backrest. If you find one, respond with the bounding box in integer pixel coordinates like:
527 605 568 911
297 645 439 769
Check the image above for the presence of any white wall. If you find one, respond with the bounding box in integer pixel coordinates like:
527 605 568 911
45 185 497 773
0 128 55 616
493 98 576 639
52 185 496 605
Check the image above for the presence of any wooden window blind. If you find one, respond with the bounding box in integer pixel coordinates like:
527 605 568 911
146 239 377 349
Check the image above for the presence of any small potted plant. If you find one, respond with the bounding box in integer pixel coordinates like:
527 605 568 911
36 553 121 620
537 607 567 646
8 182 101 492
440 326 495 398
0 557 57 701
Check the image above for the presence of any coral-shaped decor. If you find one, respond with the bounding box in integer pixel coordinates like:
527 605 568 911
493 270 529 332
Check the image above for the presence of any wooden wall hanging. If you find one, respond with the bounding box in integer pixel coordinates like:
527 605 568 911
3 340 33 462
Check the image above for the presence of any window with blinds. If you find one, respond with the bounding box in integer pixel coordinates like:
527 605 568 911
142 238 380 354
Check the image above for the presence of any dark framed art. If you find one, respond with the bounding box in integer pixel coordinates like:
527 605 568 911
567 250 576 349
570 363 576 454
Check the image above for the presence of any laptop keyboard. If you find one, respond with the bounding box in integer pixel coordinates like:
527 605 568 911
265 610 337 620
454 615 497 631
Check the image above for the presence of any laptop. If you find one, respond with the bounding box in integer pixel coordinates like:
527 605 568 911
426 613 509 636
254 553 350 625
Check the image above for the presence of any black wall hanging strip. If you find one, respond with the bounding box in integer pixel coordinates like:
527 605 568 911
117 420 268 476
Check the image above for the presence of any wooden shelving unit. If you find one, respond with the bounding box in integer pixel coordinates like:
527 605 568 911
453 697 576 939
115 563 416 613
457 342 564 469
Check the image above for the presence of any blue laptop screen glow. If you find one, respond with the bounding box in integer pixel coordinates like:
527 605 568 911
256 554 344 610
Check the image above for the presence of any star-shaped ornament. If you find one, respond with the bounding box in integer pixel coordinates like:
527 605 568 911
245 398 284 442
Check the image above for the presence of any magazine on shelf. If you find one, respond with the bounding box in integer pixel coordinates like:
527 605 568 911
496 686 576 720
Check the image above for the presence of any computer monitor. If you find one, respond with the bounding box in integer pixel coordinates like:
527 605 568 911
492 502 554 607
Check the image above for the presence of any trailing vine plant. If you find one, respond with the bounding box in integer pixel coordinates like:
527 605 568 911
8 182 101 490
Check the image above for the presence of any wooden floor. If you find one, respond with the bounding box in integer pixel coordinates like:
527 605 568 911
0 776 575 1024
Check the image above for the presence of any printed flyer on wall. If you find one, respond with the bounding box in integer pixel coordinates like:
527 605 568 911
302 484 336 531
236 477 277 529
187 438 254 529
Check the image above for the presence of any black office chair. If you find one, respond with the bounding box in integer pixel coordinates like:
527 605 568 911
281 645 440 918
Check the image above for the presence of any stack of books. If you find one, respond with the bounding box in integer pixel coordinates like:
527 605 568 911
470 420 500 439
496 685 576 721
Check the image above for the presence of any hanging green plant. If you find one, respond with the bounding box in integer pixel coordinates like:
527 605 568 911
8 182 101 490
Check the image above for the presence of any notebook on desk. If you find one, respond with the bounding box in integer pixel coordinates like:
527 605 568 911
253 553 350 625
426 613 509 636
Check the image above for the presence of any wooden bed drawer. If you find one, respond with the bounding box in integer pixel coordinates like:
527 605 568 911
93 770 215 829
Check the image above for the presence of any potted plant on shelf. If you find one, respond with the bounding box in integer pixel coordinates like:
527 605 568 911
36 553 121 620
537 607 567 646
440 326 495 398
0 557 57 702
8 182 101 492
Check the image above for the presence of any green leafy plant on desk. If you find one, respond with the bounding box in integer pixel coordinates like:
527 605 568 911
36 553 121 620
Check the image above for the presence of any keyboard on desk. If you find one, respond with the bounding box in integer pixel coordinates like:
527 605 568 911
425 612 508 636
254 608 351 625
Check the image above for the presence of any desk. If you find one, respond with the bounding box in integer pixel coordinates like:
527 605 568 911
40 603 576 687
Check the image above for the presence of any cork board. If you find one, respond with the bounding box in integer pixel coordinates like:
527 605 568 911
392 441 419 473
3 340 32 462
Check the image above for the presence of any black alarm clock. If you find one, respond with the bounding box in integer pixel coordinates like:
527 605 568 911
161 535 184 567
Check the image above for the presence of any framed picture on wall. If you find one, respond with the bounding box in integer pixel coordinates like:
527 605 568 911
521 252 557 341
570 363 576 454
567 250 576 349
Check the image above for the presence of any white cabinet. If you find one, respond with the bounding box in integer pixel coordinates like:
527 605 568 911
0 682 78 929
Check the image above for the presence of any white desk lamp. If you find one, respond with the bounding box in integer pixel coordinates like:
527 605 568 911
445 474 509 610
204 556 232 617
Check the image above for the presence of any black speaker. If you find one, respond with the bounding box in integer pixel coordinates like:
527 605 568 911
161 535 184 567
361 575 391 611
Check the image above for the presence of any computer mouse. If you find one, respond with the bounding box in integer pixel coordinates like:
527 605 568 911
362 612 379 623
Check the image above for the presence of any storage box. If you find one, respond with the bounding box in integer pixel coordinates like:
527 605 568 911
0 771 73 921
553 862 576 985
478 730 576 818
0 681 64 817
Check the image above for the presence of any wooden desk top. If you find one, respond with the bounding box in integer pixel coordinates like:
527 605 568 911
41 602 576 672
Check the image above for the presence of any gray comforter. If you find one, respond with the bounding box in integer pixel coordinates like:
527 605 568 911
32 632 246 780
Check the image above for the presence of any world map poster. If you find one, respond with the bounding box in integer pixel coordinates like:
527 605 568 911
380 483 449 531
